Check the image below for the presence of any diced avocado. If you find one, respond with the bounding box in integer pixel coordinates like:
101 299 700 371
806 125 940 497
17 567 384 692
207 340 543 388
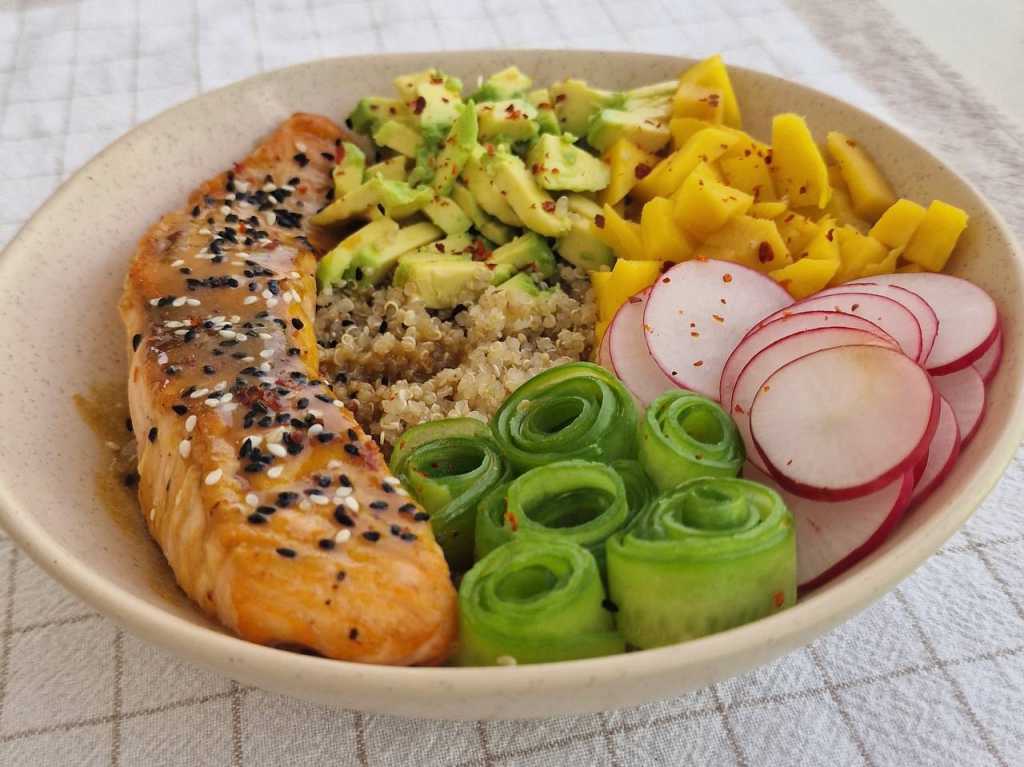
492 271 548 299
486 231 556 279
431 102 478 196
422 195 473 235
348 96 409 135
471 66 533 102
393 233 478 286
549 79 626 137
365 154 407 182
527 88 561 136
526 133 610 192
415 81 463 135
625 80 677 106
586 105 671 153
373 120 423 157
402 259 498 309
476 100 539 144
316 218 399 288
556 195 615 271
450 182 514 245
462 148 523 226
394 69 463 101
489 150 571 237
347 222 443 286
311 178 431 227
332 141 366 199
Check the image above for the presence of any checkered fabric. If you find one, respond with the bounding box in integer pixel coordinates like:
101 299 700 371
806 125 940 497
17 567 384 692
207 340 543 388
1 1 1022 765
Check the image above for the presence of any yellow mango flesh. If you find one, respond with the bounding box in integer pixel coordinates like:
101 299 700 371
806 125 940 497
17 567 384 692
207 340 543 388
718 136 777 201
679 54 742 128
902 200 969 271
750 200 788 219
775 211 820 254
592 259 663 322
693 215 791 273
826 131 897 221
860 247 901 278
632 127 739 201
673 162 753 239
869 198 927 249
832 225 889 284
672 82 724 122
601 138 661 207
802 218 840 262
596 203 646 261
771 257 839 299
771 113 831 208
821 183 869 232
670 117 713 149
640 197 695 262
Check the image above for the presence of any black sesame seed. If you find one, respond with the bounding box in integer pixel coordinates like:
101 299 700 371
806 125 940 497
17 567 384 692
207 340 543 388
172 404 188 416
381 483 395 494
276 492 298 507
316 432 335 443
335 371 348 384
287 348 301 357
256 505 276 516
339 474 351 487
362 531 380 542
378 320 388 333
316 475 332 488
203 364 215 374
191 205 200 217
336 570 347 581
291 318 304 330
318 539 335 550
400 532 417 542
413 512 430 522
247 513 267 524
346 428 358 442
293 152 309 167
244 463 263 473
334 508 355 526
344 443 360 456
296 397 309 409
399 503 416 513
276 547 296 558
320 151 334 161
370 500 388 510
132 334 142 350
148 427 158 442
389 524 401 536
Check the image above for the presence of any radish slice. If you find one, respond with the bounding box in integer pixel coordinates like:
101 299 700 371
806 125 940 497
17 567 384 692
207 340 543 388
720 310 896 408
750 345 938 501
755 292 922 361
745 464 912 592
816 283 939 363
851 273 998 374
643 259 792 399
911 397 961 505
932 366 986 444
731 328 898 472
607 289 679 407
973 330 1003 384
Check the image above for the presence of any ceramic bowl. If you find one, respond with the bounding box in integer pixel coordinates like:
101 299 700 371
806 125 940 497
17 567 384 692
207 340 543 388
0 50 1021 720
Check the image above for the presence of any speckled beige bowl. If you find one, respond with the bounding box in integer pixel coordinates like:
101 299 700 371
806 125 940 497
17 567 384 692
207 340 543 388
0 51 1021 720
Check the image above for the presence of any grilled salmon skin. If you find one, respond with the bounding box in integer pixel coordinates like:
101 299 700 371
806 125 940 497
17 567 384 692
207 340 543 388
119 113 457 665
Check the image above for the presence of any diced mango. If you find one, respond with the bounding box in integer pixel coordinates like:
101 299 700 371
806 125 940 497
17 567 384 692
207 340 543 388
902 200 968 271
822 183 869 232
718 134 777 201
770 257 839 299
679 54 742 128
672 82 724 122
771 113 831 209
693 215 791 273
601 138 662 206
670 117 713 149
803 218 840 263
750 200 788 219
775 211 820 254
832 225 889 284
860 247 901 278
869 198 927 249
826 131 897 221
632 127 739 201
596 203 646 261
592 258 664 321
673 162 753 239
640 197 695 262
827 164 844 187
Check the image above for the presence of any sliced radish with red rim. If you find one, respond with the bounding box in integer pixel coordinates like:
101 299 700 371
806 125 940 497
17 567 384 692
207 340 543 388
731 327 898 472
720 310 896 408
754 292 923 361
745 464 913 592
973 331 1002 384
932 366 986 445
850 273 998 374
643 259 792 399
607 289 679 407
911 397 961 506
750 344 938 501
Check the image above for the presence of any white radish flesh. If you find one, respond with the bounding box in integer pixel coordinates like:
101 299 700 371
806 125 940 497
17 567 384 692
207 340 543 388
932 366 986 444
755 292 922 361
973 331 1003 384
911 397 961 506
732 328 898 472
607 289 679 407
643 259 792 399
851 273 998 374
720 310 895 408
750 345 938 500
746 464 912 591
816 283 939 363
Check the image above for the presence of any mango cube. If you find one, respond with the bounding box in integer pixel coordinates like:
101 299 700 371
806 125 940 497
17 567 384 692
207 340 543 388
679 54 742 128
592 258 664 321
775 211 820 254
902 200 968 272
803 218 840 263
632 127 739 201
719 135 777 201
672 82 724 122
869 198 927 249
750 200 788 219
673 162 753 239
640 197 695 262
771 113 831 208
669 117 713 149
693 215 791 273
595 203 646 261
601 138 662 206
832 225 889 284
826 131 897 221
860 247 901 278
770 257 839 299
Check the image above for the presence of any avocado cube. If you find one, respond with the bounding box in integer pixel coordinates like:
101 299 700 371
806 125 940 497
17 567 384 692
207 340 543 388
549 79 626 137
492 271 549 299
489 150 570 237
587 106 671 153
347 221 443 286
332 141 366 199
462 148 523 226
347 97 409 135
556 196 615 271
526 133 610 193
450 182 514 245
625 80 678 106
402 258 497 309
431 102 478 196
394 69 463 101
471 66 533 102
373 120 424 157
393 233 478 286
316 218 399 288
365 154 408 182
311 178 431 227
422 195 473 235
415 81 463 134
487 231 556 279
526 88 561 136
476 99 539 144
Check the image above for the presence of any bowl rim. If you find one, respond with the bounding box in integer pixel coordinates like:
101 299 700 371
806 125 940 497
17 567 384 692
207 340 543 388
1 48 1022 709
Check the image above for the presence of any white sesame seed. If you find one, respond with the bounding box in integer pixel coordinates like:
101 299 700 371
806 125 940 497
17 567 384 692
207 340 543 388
224 193 235 201
295 141 307 152
260 362 272 373
267 443 287 457
219 330 236 339
221 403 238 414
281 184 296 192
267 466 283 479
282 291 293 304
335 486 353 498
204 469 223 485
332 400 345 408
266 298 278 308
245 493 258 507
178 440 191 459
149 298 160 306
220 392 233 404
174 329 189 336
259 349 274 359
170 259 184 268
248 435 263 448
149 507 156 522
243 296 258 305
261 182 276 193
189 390 208 402
290 290 302 303
261 289 273 300
157 352 169 365
230 315 241 323
185 414 197 432
210 316 226 323
289 272 301 280
220 205 232 215
344 496 359 512
310 494 329 506
335 529 351 544
214 381 227 391
308 423 324 437
327 460 343 469
266 211 277 226
198 228 211 235
384 476 400 485
204 398 220 407
186 298 201 307
258 332 272 340
241 356 255 363
234 181 250 193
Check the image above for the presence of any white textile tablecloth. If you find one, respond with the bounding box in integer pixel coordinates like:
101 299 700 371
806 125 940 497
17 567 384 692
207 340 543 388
1 1 1022 765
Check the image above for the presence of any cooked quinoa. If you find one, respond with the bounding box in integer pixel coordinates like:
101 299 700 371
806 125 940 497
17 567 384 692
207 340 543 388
315 265 597 451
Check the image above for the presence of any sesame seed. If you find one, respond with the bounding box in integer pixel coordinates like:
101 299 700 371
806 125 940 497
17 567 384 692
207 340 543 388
310 494 329 506
308 423 323 437
185 415 197 432
362 531 381 542
178 440 191 458
190 388 209 399
243 296 259 305
318 538 335 550
344 496 359 512
245 493 258 507
335 529 351 544
247 513 267 524
267 443 287 457
157 352 169 365
267 466 283 478
148 427 158 442
204 469 223 485
259 349 274 359
276 547 296 558
334 486 353 498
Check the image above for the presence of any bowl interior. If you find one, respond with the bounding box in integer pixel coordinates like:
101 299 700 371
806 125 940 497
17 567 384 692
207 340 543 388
0 50 1021 720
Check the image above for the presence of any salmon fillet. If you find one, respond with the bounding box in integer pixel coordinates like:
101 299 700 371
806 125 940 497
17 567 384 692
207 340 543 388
119 113 457 665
